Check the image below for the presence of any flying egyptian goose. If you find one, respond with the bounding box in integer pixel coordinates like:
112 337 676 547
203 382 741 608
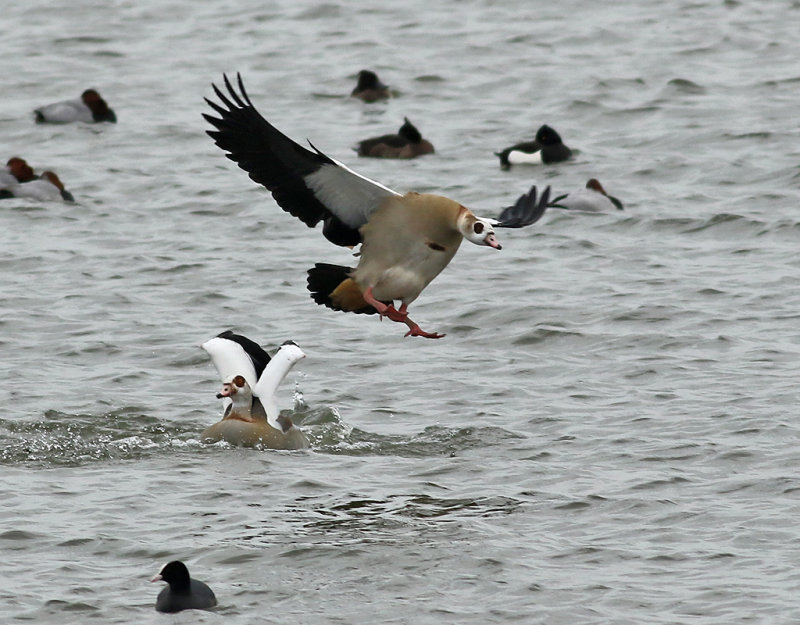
548 178 624 211
495 124 572 169
201 330 309 450
204 74 551 339
151 561 217 613
355 117 434 159
350 69 391 102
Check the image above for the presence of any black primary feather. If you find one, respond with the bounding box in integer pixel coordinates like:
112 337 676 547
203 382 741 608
215 330 271 379
494 185 551 228
204 74 360 245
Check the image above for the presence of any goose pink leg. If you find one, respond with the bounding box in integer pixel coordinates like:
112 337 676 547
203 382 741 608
363 287 407 321
363 288 445 339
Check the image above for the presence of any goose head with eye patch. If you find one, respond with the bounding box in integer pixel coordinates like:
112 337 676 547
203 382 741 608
216 374 254 411
457 209 502 250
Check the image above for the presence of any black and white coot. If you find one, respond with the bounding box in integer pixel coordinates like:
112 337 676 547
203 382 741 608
151 560 217 613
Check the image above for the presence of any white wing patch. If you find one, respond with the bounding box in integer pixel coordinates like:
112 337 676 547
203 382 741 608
507 149 543 165
252 343 306 431
304 158 400 229
202 337 259 388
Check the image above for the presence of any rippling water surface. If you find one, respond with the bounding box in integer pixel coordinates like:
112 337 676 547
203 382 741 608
2 1 800 623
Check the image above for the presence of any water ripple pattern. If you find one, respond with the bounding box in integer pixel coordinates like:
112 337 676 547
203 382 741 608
1 1 799 623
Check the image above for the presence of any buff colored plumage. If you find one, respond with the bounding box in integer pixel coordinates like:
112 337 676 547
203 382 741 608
205 74 551 338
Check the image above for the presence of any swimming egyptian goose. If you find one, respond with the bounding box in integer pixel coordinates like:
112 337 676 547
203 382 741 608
204 74 551 339
151 561 217 613
495 124 572 169
201 331 308 450
350 69 390 102
549 178 623 211
355 117 434 159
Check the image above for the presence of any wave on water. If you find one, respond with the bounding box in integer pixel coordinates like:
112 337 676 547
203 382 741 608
307 409 525 457
0 409 195 467
295 492 524 535
240 492 525 548
1 402 524 467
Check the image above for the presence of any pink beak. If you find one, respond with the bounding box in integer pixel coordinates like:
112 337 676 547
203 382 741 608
485 233 502 250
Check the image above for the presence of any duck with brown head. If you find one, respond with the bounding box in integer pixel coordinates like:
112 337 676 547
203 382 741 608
34 88 116 123
548 179 624 211
1 170 74 202
355 117 434 159
0 157 36 188
350 69 390 102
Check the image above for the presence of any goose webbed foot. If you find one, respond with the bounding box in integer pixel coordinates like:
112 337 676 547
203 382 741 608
364 287 443 337
403 320 445 339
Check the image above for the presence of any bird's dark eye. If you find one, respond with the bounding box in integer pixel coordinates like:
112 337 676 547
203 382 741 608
233 375 245 387
474 222 484 234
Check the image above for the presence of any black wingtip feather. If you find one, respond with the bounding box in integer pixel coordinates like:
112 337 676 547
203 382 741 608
214 330 272 379
495 185 552 228
222 74 245 108
204 72 359 241
236 73 252 106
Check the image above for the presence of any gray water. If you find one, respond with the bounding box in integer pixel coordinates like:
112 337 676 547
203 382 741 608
2 0 800 623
